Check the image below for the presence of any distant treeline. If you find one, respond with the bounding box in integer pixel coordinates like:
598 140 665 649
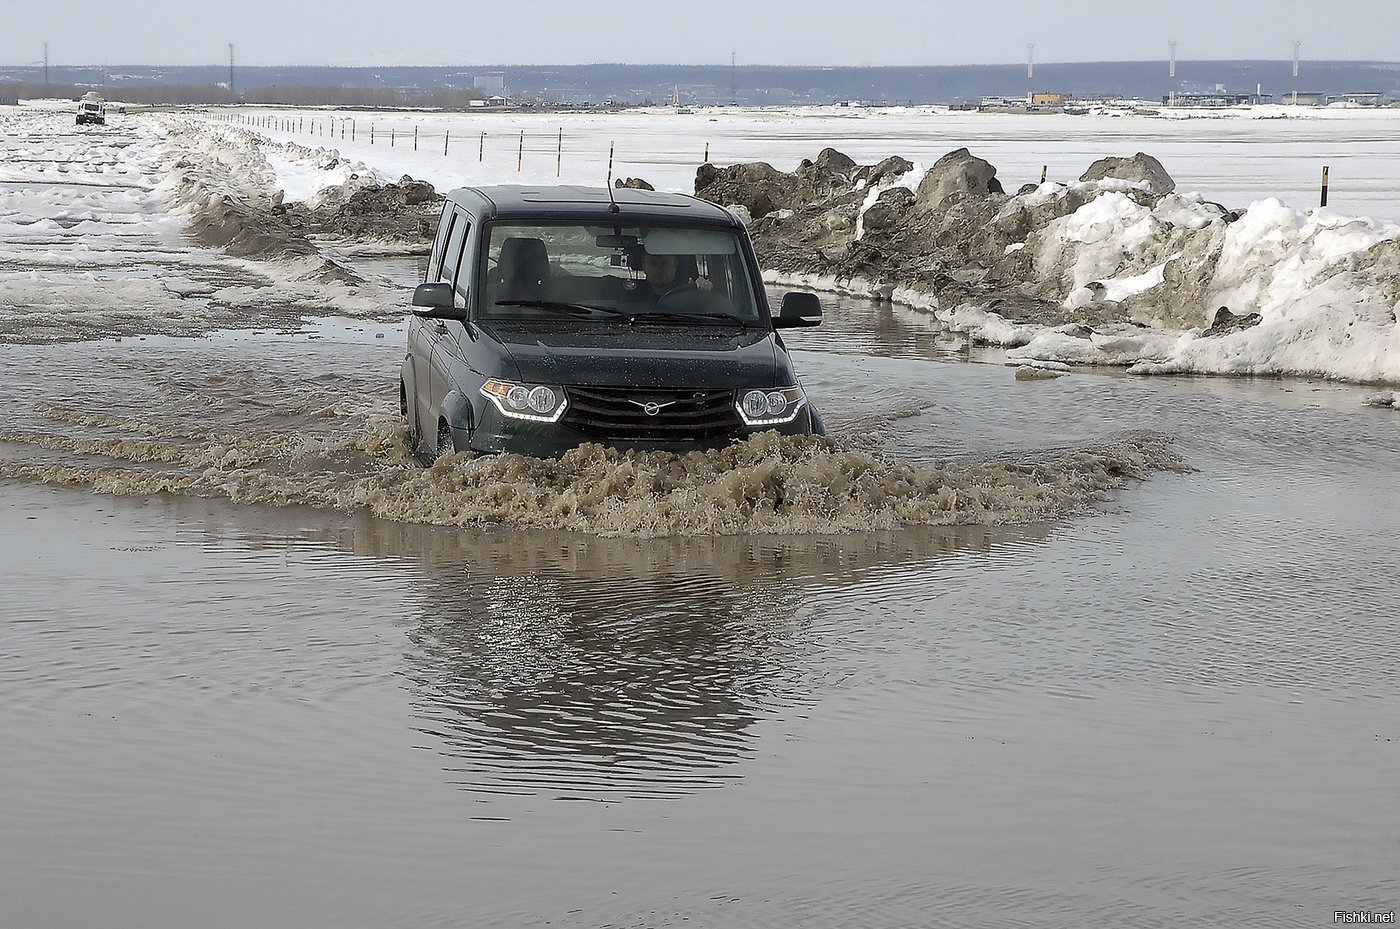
4 61 1398 105
0 81 484 108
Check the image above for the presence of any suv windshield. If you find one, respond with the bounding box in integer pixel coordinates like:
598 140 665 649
478 221 763 324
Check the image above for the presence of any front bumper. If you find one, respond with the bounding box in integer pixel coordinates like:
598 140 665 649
462 402 823 458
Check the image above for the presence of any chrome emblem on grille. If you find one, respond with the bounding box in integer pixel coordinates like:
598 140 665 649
629 399 676 416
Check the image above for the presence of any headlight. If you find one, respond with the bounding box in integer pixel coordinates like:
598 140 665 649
736 386 807 426
481 379 568 422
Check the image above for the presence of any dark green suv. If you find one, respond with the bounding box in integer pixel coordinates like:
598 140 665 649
400 184 824 461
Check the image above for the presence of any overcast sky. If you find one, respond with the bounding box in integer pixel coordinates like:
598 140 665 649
5 0 1400 68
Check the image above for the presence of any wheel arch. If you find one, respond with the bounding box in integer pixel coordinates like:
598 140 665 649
439 389 475 452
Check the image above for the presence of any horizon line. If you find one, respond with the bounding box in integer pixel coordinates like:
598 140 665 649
7 58 1400 70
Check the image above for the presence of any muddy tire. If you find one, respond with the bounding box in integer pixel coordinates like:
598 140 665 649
434 423 455 463
402 382 422 455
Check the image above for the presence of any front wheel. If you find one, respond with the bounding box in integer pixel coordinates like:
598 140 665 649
401 381 422 454
435 423 455 462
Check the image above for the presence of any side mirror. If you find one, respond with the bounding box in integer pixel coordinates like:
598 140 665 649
774 291 822 328
411 282 464 319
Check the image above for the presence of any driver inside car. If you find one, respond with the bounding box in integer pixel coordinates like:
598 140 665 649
637 252 713 301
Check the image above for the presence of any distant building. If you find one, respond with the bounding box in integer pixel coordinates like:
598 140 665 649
1286 91 1327 106
1165 91 1269 107
978 94 1062 113
1329 92 1384 106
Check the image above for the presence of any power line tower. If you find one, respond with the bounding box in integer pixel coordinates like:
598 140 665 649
1168 40 1177 106
1291 40 1300 105
1026 43 1035 105
730 51 736 106
43 42 49 85
229 43 235 95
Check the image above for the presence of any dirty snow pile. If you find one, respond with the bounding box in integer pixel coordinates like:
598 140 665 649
699 146 1400 387
156 116 388 213
1005 188 1400 384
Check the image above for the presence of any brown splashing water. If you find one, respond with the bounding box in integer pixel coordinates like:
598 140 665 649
0 401 1185 537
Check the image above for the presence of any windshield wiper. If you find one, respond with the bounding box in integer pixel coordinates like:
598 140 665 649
627 311 749 329
494 299 627 318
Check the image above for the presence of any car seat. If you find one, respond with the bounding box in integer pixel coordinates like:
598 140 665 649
493 237 550 303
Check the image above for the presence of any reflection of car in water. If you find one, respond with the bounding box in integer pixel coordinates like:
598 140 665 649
337 521 1050 800
400 184 827 462
76 92 106 126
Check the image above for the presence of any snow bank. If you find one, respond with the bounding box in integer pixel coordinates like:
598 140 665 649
1013 192 1400 384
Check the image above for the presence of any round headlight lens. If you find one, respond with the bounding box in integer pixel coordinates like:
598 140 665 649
766 391 788 415
742 390 768 418
527 386 556 413
506 386 530 410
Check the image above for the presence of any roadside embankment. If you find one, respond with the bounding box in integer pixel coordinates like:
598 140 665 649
697 147 1400 386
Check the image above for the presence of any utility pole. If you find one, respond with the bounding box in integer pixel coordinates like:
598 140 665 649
1026 43 1035 105
1292 40 1300 105
43 42 50 85
1168 40 1177 106
229 44 235 95
730 51 736 106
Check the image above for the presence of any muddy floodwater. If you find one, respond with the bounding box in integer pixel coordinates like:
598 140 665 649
2 290 1398 929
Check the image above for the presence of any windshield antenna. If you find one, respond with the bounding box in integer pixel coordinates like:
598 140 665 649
606 141 620 213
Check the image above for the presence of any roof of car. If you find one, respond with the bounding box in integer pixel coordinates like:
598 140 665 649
448 184 741 226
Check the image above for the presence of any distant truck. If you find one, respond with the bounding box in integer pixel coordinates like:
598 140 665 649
76 92 106 126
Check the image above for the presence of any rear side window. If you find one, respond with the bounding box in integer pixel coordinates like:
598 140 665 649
428 202 454 282
440 212 472 296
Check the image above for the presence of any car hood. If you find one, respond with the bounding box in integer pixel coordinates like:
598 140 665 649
483 322 784 388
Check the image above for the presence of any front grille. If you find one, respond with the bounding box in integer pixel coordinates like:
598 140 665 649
561 386 743 441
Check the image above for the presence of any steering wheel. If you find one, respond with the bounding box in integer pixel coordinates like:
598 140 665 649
657 284 733 314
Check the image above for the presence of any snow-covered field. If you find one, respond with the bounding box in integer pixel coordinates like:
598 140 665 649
3 99 1400 388
210 101 1400 223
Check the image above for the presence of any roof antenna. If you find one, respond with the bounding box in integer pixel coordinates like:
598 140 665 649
606 140 620 213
